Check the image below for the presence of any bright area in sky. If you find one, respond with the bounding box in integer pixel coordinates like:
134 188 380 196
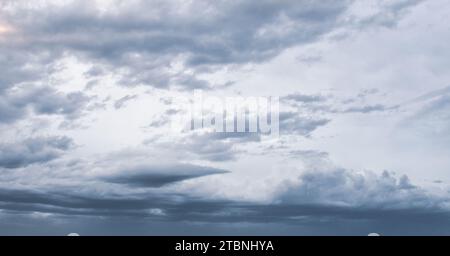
0 23 12 34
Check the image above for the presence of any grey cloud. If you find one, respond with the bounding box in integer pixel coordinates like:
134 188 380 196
145 107 181 128
104 163 228 187
1 0 353 89
287 150 329 160
0 187 169 216
281 93 332 114
83 66 105 78
191 129 262 143
0 179 230 219
0 41 68 125
282 93 328 104
279 111 330 136
280 91 397 116
148 109 328 162
0 136 73 169
114 95 138 109
0 0 424 96
166 202 450 227
1 205 450 235
144 126 261 162
280 169 439 209
85 80 99 90
178 135 237 162
0 50 52 93
343 104 392 113
348 0 425 29
176 130 261 162
29 89 91 119
0 162 448 236
205 132 261 142
0 95 27 124
0 0 443 236
0 86 90 124
147 118 170 128
296 54 323 65
158 169 445 225
171 75 212 90
0 167 447 233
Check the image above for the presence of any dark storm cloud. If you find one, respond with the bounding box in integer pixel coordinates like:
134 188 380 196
0 0 353 130
104 163 228 187
165 202 450 228
0 165 445 221
0 187 171 217
0 136 73 168
1 0 353 89
0 182 234 219
0 153 448 235
2 0 421 73
279 169 436 207
0 0 424 126
46 0 347 64
0 166 448 236
165 169 448 225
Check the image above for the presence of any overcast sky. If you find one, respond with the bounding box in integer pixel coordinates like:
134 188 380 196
1 0 450 235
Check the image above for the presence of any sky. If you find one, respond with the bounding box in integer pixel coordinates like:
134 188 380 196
1 0 450 235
